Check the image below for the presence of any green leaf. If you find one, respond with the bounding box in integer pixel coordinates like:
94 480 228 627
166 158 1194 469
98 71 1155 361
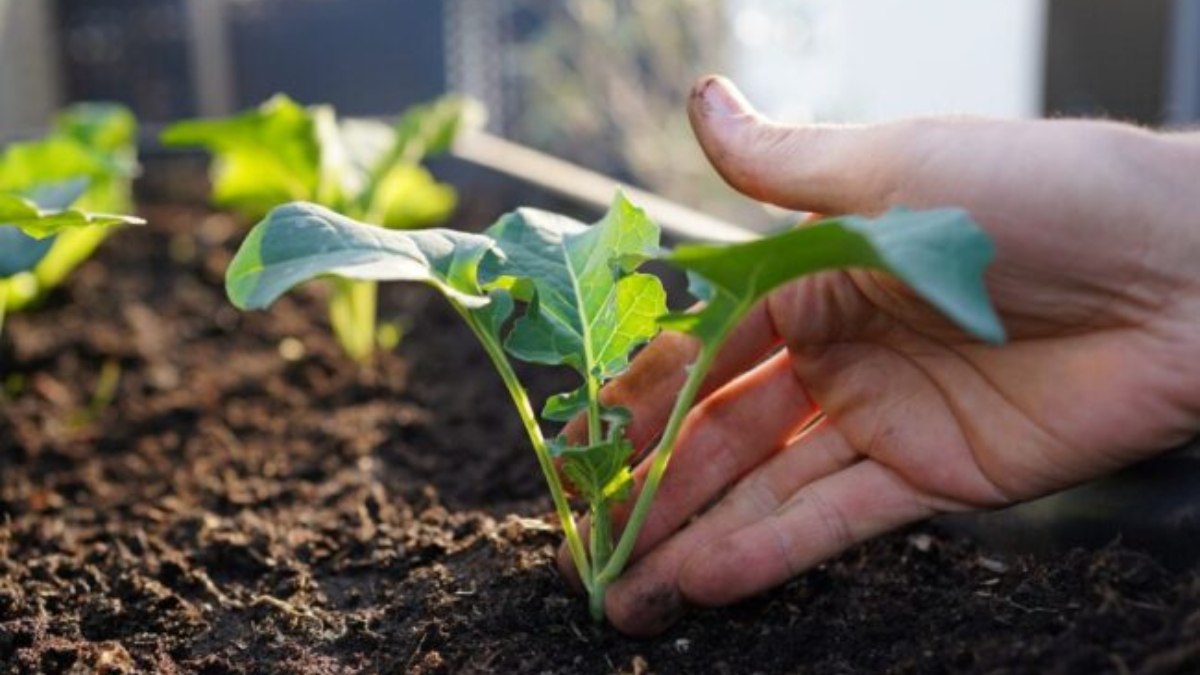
482 192 666 380
0 181 89 278
0 106 137 214
0 137 112 194
225 201 498 313
0 226 52 280
368 164 457 229
350 95 480 224
543 385 588 422
550 407 636 503
162 94 319 218
0 180 142 277
312 105 361 209
385 95 485 167
665 207 1006 345
53 104 139 211
0 195 141 239
0 105 138 303
55 102 137 154
338 118 397 175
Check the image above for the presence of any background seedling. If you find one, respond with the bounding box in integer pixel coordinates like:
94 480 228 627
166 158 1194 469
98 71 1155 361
163 94 483 361
0 103 139 313
0 179 144 340
223 193 1004 622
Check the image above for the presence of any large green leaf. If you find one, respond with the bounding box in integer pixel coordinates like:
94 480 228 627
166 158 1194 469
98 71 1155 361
226 201 498 312
664 207 1005 345
162 94 319 218
481 192 666 379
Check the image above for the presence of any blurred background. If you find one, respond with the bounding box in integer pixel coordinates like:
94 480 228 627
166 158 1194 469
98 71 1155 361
1 0 1197 232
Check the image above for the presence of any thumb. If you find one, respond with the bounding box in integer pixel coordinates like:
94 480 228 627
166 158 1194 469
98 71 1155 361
688 75 909 215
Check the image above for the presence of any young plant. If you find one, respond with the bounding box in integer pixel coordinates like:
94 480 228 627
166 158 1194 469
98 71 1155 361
223 193 1004 622
162 94 482 361
0 103 139 311
0 179 144 339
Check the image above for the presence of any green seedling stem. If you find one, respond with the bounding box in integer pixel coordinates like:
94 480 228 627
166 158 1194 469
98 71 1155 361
457 306 593 588
329 277 378 362
597 307 739 586
0 280 8 340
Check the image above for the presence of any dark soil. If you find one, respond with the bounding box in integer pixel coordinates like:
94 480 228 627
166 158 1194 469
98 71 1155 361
2 203 1199 675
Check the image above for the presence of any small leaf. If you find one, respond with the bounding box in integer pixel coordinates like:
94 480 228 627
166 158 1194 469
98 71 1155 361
0 208 141 239
0 226 53 278
0 180 142 276
0 137 112 194
368 164 457 229
54 102 137 155
0 194 41 223
25 179 91 211
339 118 397 174
0 104 136 215
387 95 485 167
551 436 635 504
0 180 89 276
352 95 481 224
226 201 497 313
162 94 319 218
550 404 636 501
665 207 1005 345
483 191 665 380
543 385 588 422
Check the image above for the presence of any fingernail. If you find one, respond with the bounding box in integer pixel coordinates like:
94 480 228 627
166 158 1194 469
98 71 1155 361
693 75 752 118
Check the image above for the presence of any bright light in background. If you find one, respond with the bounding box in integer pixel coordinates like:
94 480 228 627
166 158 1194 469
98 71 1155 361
0 0 59 135
728 0 1047 123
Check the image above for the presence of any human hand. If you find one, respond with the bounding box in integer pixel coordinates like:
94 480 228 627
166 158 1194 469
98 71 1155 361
557 75 1200 636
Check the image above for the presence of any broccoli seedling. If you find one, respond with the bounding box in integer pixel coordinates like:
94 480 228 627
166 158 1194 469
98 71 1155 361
0 103 140 312
162 94 483 361
223 192 1004 622
0 179 144 339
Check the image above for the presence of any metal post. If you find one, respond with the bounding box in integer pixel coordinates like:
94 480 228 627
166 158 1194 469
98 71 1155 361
1167 0 1200 124
185 0 236 117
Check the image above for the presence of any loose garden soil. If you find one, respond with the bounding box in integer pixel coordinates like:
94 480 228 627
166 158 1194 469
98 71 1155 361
2 202 1199 674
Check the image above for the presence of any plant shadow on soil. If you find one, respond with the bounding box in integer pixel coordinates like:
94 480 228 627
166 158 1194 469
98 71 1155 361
1 204 1199 674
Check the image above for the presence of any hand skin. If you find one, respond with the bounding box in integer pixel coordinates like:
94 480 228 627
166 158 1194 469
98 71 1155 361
557 74 1200 636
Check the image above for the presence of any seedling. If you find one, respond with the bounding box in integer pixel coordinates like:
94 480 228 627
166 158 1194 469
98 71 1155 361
0 179 144 339
224 192 1004 622
0 103 139 312
162 94 482 361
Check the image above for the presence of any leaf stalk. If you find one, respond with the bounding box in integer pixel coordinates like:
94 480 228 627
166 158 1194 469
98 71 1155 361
597 302 747 585
458 308 593 588
0 279 8 340
328 278 378 362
